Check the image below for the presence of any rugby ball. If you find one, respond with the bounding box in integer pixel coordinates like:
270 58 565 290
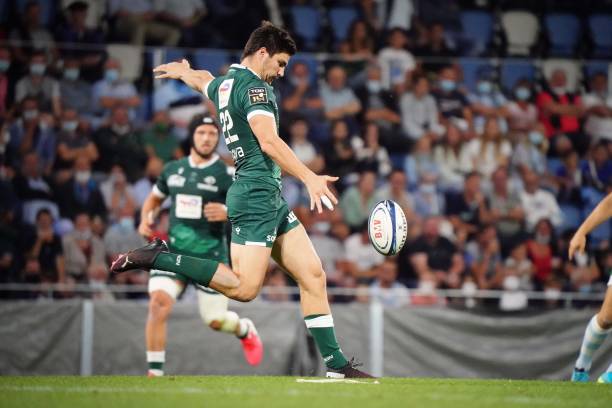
368 200 408 256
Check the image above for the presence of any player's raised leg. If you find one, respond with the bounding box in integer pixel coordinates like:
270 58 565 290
145 273 184 376
272 224 373 378
573 279 612 382
195 288 263 365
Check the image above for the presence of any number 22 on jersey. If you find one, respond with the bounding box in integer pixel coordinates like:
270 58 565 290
219 110 244 160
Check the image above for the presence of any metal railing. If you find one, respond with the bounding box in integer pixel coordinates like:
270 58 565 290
0 282 605 308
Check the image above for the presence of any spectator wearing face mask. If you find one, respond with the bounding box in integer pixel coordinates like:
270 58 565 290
56 156 106 220
99 164 136 223
400 74 445 144
15 51 61 117
54 108 98 178
354 63 401 140
59 58 94 116
12 152 59 225
583 72 612 143
8 97 56 173
103 205 145 264
377 28 416 91
278 61 323 128
141 110 183 162
92 106 147 181
536 68 586 154
56 1 106 81
432 65 473 131
467 69 508 135
62 212 106 282
92 58 141 120
507 79 545 138
581 141 612 193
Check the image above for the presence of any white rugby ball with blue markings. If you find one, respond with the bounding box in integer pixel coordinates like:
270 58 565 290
368 200 408 256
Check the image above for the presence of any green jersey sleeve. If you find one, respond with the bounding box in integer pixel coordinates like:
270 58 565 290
205 77 221 104
239 80 276 121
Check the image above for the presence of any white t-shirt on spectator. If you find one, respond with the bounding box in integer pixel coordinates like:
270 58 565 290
506 101 538 132
377 47 416 89
344 233 384 272
582 92 612 141
433 144 473 191
370 281 410 307
464 139 512 179
519 189 562 230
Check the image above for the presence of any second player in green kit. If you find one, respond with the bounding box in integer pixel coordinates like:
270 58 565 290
140 116 263 376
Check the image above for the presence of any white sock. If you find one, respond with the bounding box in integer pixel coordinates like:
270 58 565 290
575 316 611 371
237 318 249 338
147 350 165 376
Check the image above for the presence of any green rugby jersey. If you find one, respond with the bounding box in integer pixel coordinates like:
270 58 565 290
153 155 233 258
205 64 281 189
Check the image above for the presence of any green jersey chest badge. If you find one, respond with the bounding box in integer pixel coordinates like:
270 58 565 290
248 87 268 104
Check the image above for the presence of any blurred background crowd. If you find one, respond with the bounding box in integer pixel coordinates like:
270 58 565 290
1 0 612 309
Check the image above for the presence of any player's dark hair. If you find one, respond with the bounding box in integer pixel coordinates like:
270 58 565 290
242 21 297 60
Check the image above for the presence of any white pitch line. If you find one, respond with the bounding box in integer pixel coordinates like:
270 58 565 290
296 379 380 384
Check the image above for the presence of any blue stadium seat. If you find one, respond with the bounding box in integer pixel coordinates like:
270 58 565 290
16 0 55 26
193 50 232 75
459 59 494 93
546 157 563 175
460 11 494 56
290 5 321 51
589 14 612 58
0 0 9 24
164 48 189 64
544 14 581 57
328 6 359 43
560 204 582 232
500 60 536 92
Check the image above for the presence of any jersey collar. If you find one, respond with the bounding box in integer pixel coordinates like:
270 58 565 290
188 153 219 169
230 63 261 79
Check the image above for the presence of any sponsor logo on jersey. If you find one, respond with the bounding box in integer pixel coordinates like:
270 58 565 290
219 79 234 109
168 174 186 187
197 183 219 192
204 176 216 185
235 227 241 235
178 167 184 174
248 87 268 104
287 211 298 223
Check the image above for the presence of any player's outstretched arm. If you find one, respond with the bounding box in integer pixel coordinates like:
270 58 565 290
153 59 214 94
249 115 338 213
139 193 164 238
569 192 612 259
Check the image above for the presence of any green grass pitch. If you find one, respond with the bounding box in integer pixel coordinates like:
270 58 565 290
1 376 611 408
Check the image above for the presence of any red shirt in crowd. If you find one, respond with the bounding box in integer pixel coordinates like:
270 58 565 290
536 91 582 138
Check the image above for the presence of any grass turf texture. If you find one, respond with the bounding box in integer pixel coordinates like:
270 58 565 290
1 376 611 408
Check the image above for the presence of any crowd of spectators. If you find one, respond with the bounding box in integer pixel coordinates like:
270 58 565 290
0 0 611 309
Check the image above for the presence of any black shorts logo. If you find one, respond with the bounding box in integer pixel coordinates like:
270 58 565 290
248 87 268 105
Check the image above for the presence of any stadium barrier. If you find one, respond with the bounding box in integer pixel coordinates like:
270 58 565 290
1 298 611 379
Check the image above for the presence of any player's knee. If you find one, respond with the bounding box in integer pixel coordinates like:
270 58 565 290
232 286 259 302
149 293 173 321
598 311 612 329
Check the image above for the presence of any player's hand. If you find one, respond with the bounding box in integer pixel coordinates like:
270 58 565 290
153 59 191 80
138 221 154 238
568 232 586 260
304 173 338 214
204 202 228 222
